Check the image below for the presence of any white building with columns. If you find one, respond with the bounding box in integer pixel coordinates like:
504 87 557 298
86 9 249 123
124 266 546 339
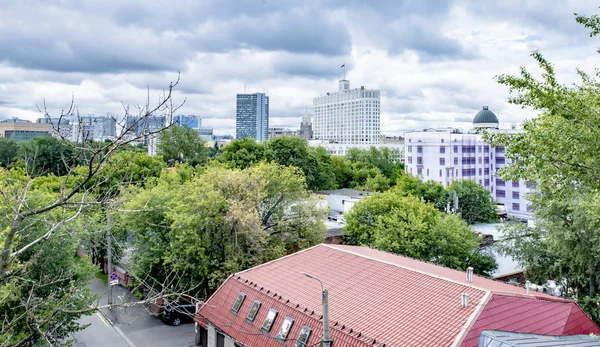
404 107 532 220
313 80 380 144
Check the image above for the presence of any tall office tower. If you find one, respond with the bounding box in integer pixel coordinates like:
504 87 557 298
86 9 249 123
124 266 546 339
298 111 313 140
236 93 269 141
313 80 380 144
70 115 117 142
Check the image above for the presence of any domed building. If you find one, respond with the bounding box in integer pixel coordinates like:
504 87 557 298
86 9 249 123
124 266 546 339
473 106 499 130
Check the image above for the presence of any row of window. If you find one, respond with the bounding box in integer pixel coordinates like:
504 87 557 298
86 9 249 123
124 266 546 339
231 292 312 346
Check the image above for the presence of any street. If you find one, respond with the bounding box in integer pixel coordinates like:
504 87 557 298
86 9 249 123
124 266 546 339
71 278 195 347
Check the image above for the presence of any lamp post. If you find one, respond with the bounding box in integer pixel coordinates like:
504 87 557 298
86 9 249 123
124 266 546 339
301 272 332 347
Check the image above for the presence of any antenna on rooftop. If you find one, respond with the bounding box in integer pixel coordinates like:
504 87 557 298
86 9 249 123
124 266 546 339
244 84 246 93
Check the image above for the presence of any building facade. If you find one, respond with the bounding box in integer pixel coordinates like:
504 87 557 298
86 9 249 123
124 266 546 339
173 115 200 130
70 115 117 142
198 128 214 141
404 107 532 219
268 127 297 139
313 80 380 144
308 140 404 162
0 118 50 142
236 93 269 141
298 112 313 140
36 117 72 139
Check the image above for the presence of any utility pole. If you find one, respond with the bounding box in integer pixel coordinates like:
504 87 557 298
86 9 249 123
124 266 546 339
322 289 331 347
107 208 112 306
301 272 332 347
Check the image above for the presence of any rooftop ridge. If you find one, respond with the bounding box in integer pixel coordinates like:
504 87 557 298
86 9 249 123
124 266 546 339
234 274 387 347
324 244 562 301
322 244 492 293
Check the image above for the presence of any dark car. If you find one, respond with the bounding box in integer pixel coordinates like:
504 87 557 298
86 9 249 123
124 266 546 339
161 304 196 326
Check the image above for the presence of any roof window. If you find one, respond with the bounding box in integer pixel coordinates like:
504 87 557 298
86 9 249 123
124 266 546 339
294 326 312 347
276 316 295 342
231 292 246 314
245 300 261 323
261 308 278 332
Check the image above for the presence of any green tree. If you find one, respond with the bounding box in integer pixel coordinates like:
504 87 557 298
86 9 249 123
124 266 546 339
483 12 600 321
158 125 208 166
443 180 497 224
344 193 496 275
0 138 18 167
18 136 78 176
221 138 265 168
395 174 447 209
126 162 327 297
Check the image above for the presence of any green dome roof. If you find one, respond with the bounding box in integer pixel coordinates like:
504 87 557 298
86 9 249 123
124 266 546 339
473 106 498 125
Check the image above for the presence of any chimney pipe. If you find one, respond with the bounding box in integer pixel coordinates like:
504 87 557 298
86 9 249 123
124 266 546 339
526 280 531 294
466 267 474 283
461 293 469 307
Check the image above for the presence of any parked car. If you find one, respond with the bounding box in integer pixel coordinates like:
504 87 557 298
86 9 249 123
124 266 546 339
161 303 196 326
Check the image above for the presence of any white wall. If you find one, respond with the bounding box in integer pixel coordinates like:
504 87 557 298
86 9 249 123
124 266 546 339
404 131 532 219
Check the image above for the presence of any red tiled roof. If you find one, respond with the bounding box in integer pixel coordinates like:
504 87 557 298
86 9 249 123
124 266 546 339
460 295 600 346
196 244 600 347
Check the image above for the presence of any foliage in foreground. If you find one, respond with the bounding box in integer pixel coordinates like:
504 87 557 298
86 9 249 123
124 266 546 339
124 162 327 298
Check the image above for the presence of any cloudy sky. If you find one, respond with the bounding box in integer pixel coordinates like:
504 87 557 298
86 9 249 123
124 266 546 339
1 0 599 135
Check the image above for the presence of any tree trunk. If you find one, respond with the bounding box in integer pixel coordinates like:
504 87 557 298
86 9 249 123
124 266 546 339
590 264 597 297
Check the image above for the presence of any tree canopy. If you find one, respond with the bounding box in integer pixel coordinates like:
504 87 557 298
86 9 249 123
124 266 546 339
343 191 497 276
157 125 208 166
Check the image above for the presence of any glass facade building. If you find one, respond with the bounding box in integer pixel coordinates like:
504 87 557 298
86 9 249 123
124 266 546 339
236 93 269 142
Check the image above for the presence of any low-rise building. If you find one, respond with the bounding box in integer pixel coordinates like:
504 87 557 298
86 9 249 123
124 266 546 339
0 118 50 142
194 244 599 347
268 127 297 139
314 188 371 221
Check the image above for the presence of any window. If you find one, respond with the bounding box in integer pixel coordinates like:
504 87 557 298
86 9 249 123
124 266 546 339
198 326 208 347
231 292 246 314
512 203 520 211
484 179 489 186
417 167 423 175
454 157 458 165
417 157 422 165
440 146 445 153
276 316 295 342
478 168 482 175
246 300 261 323
512 191 520 199
216 332 225 347
496 190 505 198
512 181 520 188
408 146 412 153
408 156 412 164
439 158 445 165
478 146 482 153
478 157 482 164
417 146 423 153
496 179 505 187
453 146 458 153
426 169 429 176
496 157 505 165
261 309 278 332
439 169 442 177
294 326 312 347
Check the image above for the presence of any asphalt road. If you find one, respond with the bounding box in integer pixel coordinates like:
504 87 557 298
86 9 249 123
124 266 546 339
72 311 130 347
71 278 195 347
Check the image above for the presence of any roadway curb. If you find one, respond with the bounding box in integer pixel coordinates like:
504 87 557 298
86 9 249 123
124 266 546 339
98 309 138 347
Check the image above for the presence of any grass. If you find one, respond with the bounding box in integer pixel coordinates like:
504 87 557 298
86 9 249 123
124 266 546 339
95 270 108 284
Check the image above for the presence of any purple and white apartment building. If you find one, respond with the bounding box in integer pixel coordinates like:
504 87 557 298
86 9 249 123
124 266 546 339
404 107 532 220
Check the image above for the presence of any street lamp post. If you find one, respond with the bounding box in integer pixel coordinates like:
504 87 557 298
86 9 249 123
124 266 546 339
301 272 332 347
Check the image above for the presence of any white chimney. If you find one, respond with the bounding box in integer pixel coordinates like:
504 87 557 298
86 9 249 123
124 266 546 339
526 280 531 294
466 267 474 283
461 293 469 307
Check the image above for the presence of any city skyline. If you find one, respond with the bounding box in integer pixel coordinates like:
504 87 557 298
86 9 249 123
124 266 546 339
1 1 600 136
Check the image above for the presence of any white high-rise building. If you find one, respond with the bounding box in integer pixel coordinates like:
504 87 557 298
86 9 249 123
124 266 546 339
313 80 380 144
404 107 533 220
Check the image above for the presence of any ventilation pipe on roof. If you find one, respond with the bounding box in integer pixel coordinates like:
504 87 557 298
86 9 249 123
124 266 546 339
461 293 469 307
466 267 474 283
526 280 531 294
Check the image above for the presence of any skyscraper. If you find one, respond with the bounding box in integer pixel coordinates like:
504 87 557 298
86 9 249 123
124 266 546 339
236 93 269 141
313 80 380 144
298 111 313 140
